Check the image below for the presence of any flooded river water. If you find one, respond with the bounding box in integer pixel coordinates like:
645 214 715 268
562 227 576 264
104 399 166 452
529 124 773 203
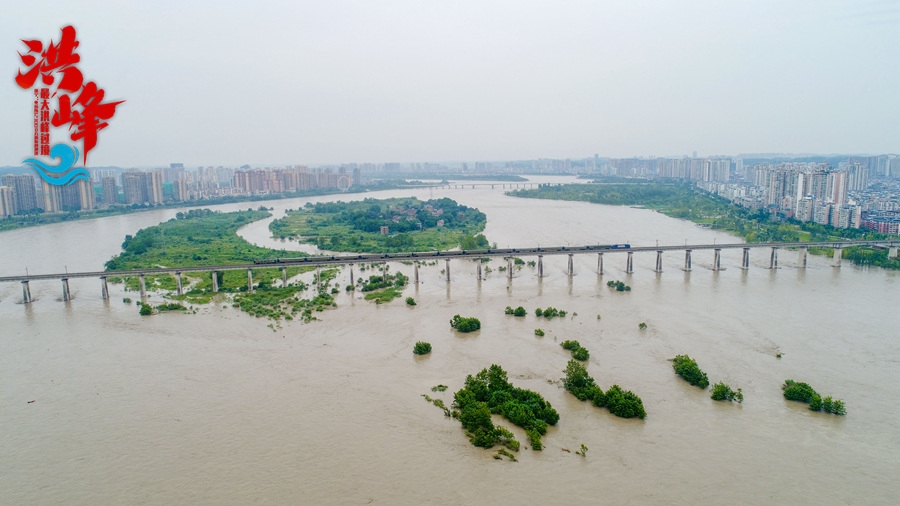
1 176 897 504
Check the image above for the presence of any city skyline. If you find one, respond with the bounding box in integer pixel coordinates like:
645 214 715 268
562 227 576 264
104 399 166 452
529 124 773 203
2 1 898 167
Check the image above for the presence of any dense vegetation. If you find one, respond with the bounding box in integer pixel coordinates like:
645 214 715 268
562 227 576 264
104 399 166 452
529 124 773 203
413 341 432 355
452 365 559 450
451 314 481 333
607 280 631 292
534 328 545 337
710 382 744 403
561 340 590 361
535 307 566 319
671 355 710 389
358 270 409 303
782 379 846 415
511 183 899 269
269 197 488 253
504 306 527 317
561 360 646 419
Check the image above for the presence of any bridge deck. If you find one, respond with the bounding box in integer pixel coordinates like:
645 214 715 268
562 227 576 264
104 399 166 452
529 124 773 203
1 240 896 282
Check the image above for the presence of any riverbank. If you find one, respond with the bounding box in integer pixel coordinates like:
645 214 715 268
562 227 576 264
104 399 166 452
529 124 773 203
509 182 900 269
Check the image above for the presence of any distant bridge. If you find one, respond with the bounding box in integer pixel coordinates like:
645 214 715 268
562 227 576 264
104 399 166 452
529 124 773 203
1 240 897 303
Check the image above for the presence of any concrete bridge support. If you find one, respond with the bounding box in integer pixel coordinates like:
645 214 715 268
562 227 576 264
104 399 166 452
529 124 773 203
445 259 451 282
211 271 219 292
281 267 288 287
626 251 634 274
413 262 419 284
100 276 109 300
247 269 254 292
568 254 574 277
712 249 722 271
507 257 514 279
684 249 692 271
477 262 482 280
175 272 183 295
769 247 778 269
382 262 388 283
597 253 603 275
889 247 898 259
741 247 750 270
21 280 32 303
61 278 71 301
833 247 842 267
799 247 808 269
538 255 544 277
654 250 663 273
139 273 147 300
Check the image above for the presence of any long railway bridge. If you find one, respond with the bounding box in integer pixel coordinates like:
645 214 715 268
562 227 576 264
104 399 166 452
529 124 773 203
1 240 897 303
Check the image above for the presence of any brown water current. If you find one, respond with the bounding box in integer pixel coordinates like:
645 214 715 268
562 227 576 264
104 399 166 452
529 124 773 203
1 176 898 504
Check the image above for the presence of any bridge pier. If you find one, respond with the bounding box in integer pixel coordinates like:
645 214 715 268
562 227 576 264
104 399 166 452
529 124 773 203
799 247 808 269
538 254 544 277
626 251 634 274
712 249 722 271
247 269 254 292
567 253 574 277
507 257 514 279
741 247 750 270
597 252 603 275
477 262 482 280
413 262 419 284
139 273 147 300
281 267 288 286
654 250 663 273
61 278 71 301
175 272 183 295
21 280 32 303
769 247 778 269
684 249 692 271
211 271 219 292
445 258 450 282
100 276 109 299
889 247 898 259
833 247 842 267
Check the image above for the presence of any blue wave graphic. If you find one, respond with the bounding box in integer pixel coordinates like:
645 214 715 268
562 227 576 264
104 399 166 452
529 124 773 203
23 144 89 186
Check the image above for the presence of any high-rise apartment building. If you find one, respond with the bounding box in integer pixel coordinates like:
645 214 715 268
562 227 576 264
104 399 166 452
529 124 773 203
1 174 39 213
102 176 118 205
0 186 15 217
122 170 163 205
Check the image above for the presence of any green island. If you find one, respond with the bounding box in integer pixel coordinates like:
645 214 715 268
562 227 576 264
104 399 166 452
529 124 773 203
268 197 489 253
358 269 409 303
711 382 743 403
103 208 347 323
451 364 560 451
671 355 710 389
510 182 900 269
535 307 566 319
504 306 528 317
562 360 647 419
607 280 631 292
413 341 432 355
782 379 846 415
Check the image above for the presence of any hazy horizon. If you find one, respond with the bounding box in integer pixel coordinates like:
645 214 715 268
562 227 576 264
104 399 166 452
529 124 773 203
2 1 898 167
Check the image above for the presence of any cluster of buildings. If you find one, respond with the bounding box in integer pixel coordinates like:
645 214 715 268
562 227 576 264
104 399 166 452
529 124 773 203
232 165 359 194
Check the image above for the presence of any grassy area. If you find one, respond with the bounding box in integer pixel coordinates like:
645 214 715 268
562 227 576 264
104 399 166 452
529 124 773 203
269 197 488 253
510 182 899 269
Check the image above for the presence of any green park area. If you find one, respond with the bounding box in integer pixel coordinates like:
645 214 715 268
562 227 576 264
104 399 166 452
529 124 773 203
269 197 489 253
511 182 899 269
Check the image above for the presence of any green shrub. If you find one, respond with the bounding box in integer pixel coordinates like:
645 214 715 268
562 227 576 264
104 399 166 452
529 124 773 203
782 379 817 403
710 382 743 403
413 341 432 355
513 306 527 317
638 322 647 330
431 384 448 392
562 360 603 401
534 328 545 337
138 303 153 316
406 297 416 306
671 354 709 389
122 297 132 304
572 347 590 361
535 308 543 317
560 340 581 351
450 314 481 333
605 385 646 419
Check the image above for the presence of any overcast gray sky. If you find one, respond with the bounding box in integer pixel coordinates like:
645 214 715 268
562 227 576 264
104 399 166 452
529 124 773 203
2 0 898 167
